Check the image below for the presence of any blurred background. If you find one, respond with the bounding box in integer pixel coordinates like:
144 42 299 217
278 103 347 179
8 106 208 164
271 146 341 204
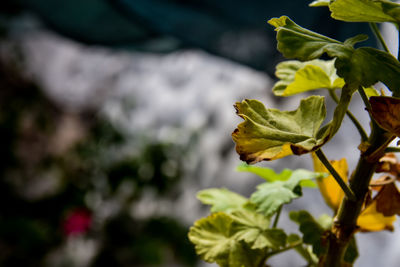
1 1 399 266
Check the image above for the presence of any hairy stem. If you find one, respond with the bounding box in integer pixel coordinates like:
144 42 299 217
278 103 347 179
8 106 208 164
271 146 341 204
329 90 368 141
315 149 356 201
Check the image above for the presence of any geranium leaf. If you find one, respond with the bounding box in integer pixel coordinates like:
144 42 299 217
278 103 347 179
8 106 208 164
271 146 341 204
370 96 400 136
230 210 286 250
188 212 267 267
197 188 248 213
338 48 400 95
289 210 327 256
330 0 400 23
273 59 345 96
233 87 356 164
357 200 396 232
268 16 354 61
232 96 329 163
269 16 400 95
250 170 323 216
312 153 348 211
237 164 292 182
309 0 330 7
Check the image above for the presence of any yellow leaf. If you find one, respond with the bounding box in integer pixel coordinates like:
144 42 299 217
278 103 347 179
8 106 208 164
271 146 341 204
312 153 397 232
312 153 348 211
357 201 396 232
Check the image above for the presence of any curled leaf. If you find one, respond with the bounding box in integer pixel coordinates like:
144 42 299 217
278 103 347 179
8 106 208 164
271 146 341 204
232 96 328 163
370 96 400 136
376 153 400 175
309 0 330 7
369 175 396 190
375 183 400 216
273 59 344 96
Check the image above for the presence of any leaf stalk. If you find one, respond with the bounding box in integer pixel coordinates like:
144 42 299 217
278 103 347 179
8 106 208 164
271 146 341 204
369 22 390 53
329 89 368 141
272 205 282 228
315 149 356 201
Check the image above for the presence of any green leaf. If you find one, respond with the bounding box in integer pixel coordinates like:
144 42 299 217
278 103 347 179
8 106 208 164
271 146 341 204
237 163 293 182
269 16 400 95
364 87 380 98
287 234 318 265
188 212 266 267
197 188 248 213
233 88 357 163
230 209 287 249
289 210 327 256
268 16 355 61
188 210 288 266
317 214 333 230
344 237 359 264
273 59 345 96
338 47 400 95
330 0 400 23
232 95 329 163
309 0 330 7
250 169 322 216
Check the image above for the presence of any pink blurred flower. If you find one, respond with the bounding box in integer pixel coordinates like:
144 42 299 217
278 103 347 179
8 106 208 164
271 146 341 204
63 208 92 236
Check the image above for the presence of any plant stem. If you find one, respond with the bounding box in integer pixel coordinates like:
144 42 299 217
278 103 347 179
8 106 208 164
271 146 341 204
385 146 400 153
329 90 368 141
272 205 282 228
369 22 390 53
323 123 391 267
357 86 372 111
315 149 356 201
398 23 400 61
266 240 302 258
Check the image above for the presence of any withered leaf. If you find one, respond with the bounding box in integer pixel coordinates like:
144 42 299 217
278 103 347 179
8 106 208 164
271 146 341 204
376 153 400 176
375 183 400 216
370 96 400 136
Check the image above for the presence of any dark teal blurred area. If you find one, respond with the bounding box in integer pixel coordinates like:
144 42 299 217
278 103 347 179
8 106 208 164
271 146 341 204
11 0 375 73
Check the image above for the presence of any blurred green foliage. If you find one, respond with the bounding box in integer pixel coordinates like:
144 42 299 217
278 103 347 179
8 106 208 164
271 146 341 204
0 42 197 267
